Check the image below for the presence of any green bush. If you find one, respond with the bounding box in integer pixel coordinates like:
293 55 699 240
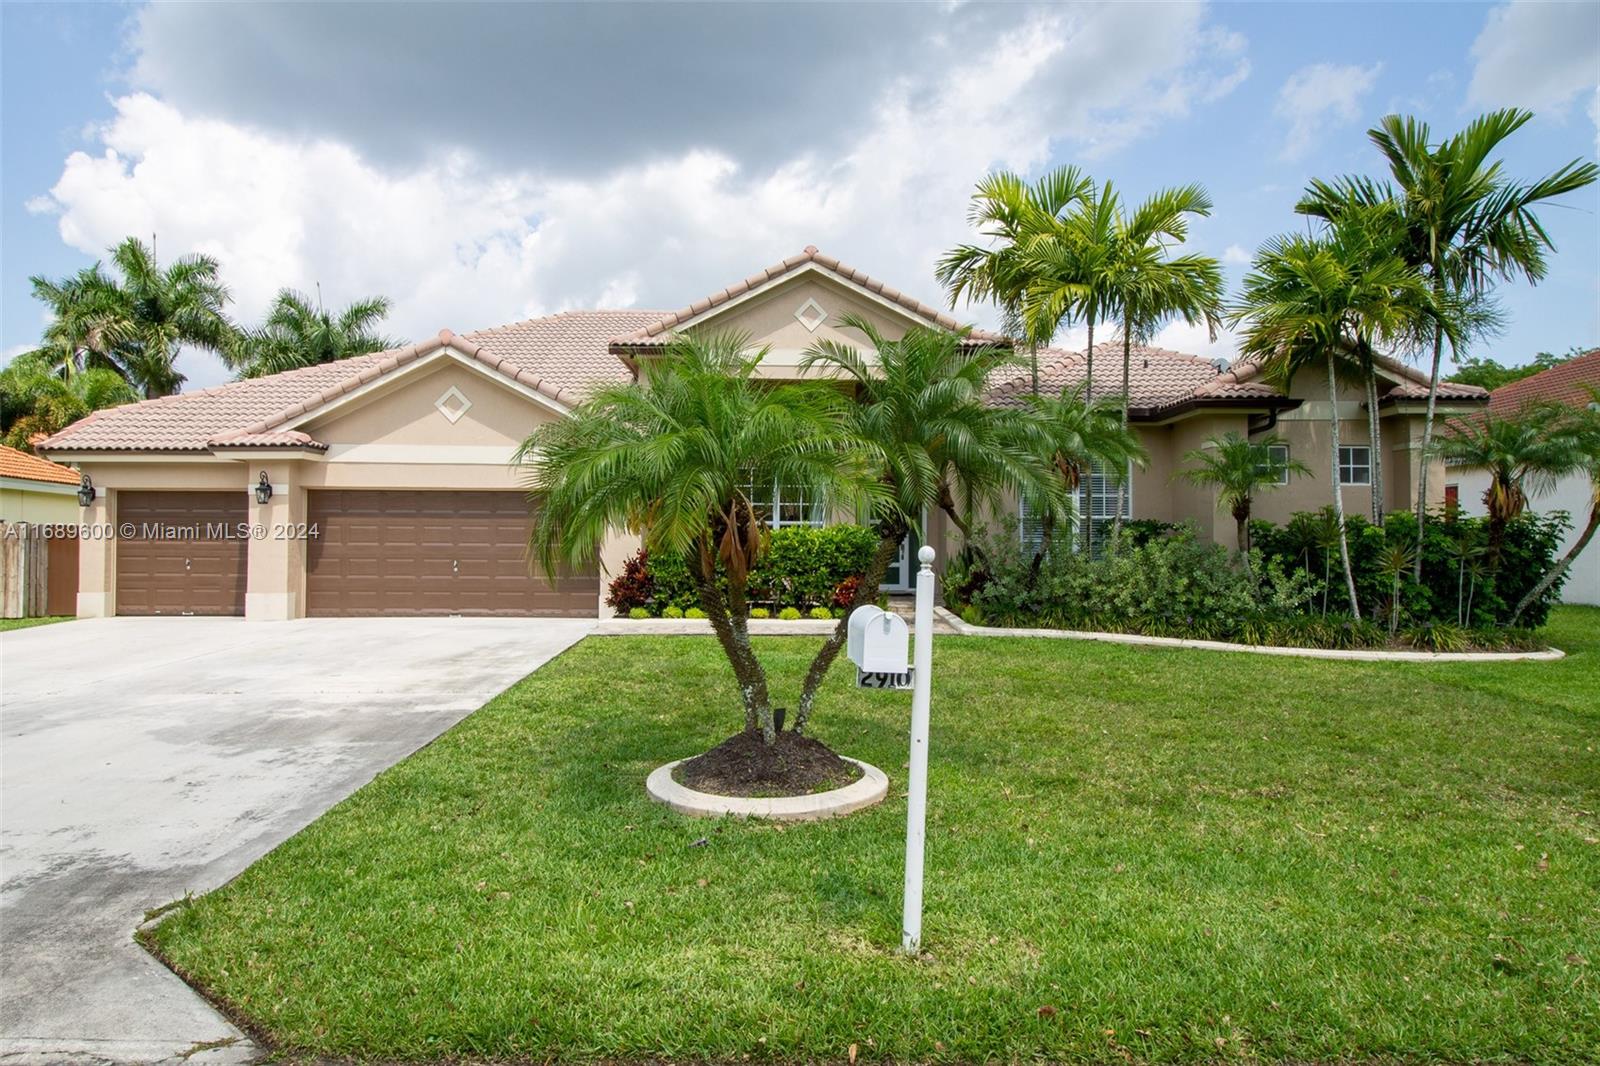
807 606 833 620
778 607 803 621
750 607 770 619
684 607 706 620
661 606 684 619
627 607 650 620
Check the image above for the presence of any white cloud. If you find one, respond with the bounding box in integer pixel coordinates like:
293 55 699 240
1221 244 1251 265
1274 62 1382 161
1469 0 1600 130
1153 318 1239 363
38 7 1251 390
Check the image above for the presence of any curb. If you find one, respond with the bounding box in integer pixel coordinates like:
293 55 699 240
645 757 889 821
932 607 1565 663
595 617 841 636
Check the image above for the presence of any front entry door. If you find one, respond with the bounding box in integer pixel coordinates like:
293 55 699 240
881 515 926 592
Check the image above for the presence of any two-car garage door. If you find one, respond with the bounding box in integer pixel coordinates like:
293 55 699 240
114 489 595 617
305 490 596 617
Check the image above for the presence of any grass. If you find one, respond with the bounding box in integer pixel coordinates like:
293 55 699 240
0 615 72 632
149 607 1600 1064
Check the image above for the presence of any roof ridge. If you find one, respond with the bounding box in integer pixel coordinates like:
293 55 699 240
464 307 671 338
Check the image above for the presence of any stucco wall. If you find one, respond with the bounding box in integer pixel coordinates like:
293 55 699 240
0 484 79 524
1454 468 1598 606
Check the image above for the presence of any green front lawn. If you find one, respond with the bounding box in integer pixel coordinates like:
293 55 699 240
0 615 72 632
150 607 1600 1063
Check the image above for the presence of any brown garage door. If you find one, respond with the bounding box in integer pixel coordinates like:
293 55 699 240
306 490 596 617
117 491 247 616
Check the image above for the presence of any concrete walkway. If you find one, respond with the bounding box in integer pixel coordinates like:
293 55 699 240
0 616 592 1065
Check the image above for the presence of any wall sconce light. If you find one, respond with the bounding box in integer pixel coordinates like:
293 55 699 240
255 471 273 505
77 473 95 508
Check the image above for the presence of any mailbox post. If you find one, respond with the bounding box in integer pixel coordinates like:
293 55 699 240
901 545 935 953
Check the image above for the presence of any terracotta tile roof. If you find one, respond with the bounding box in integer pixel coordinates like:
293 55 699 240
1485 348 1600 417
610 245 1004 349
38 313 665 454
1222 351 1489 403
986 342 1285 416
0 444 81 485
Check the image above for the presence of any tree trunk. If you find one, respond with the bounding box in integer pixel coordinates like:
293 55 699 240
1509 489 1599 625
1029 340 1039 396
793 523 906 733
1327 353 1362 619
1412 321 1445 582
1082 317 1095 556
1366 370 1384 526
689 547 773 741
1234 501 1251 561
1113 321 1132 543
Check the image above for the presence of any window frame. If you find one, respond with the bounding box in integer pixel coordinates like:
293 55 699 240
1338 445 1372 486
1257 443 1291 487
742 472 826 529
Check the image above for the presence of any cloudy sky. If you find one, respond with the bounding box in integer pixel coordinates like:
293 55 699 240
3 1 1597 392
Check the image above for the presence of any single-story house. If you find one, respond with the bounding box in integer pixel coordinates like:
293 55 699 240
1453 348 1599 606
1 444 82 524
38 246 1487 619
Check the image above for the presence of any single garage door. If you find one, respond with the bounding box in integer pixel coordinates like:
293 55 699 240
306 490 596 617
116 491 248 616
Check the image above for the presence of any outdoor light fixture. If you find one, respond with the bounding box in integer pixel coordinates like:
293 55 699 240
77 473 95 508
255 471 273 505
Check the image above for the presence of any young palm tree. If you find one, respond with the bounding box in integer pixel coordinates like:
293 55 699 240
936 166 1094 394
1297 110 1598 574
1107 184 1225 528
1432 404 1583 567
518 332 877 746
28 237 234 396
231 289 401 378
1232 215 1433 619
1020 385 1145 560
1510 389 1600 624
1175 432 1310 556
792 314 1066 729
0 353 138 451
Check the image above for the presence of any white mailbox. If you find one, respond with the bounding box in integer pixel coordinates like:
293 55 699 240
847 605 910 674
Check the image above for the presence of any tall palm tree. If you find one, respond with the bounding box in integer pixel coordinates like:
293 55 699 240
27 237 234 397
1020 385 1146 560
231 288 400 378
1510 389 1600 624
26 265 129 379
518 332 878 748
1297 110 1598 574
0 353 138 451
936 166 1094 394
1232 216 1433 618
1175 432 1310 556
1107 184 1225 527
792 314 1066 729
1432 404 1582 567
1020 184 1122 403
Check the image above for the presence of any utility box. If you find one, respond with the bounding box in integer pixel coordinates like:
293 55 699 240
847 605 910 674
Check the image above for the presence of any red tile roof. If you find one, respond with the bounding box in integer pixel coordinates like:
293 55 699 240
610 245 1004 349
1485 348 1600 417
986 343 1286 416
1221 351 1489 403
0 444 81 485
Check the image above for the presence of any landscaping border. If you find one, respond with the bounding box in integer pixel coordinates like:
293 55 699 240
932 607 1565 662
646 757 888 820
596 617 839 635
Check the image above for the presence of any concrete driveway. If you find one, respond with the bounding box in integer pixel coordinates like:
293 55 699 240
0 616 593 1065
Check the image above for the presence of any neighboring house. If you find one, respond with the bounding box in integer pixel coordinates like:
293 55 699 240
0 445 81 523
39 246 1487 620
1452 348 1600 606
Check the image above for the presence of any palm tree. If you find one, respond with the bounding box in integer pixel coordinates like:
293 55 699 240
1432 404 1583 567
26 265 129 379
1297 110 1598 575
1107 184 1225 527
792 314 1066 729
1021 385 1145 560
0 353 138 451
517 332 877 747
1232 214 1434 619
231 288 401 378
936 166 1095 394
27 237 234 396
1020 184 1121 404
1175 432 1310 556
1509 390 1600 624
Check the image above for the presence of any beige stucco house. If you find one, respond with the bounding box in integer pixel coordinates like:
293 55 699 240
38 246 1487 620
1 445 82 524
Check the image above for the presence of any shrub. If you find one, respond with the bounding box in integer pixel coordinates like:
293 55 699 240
605 550 654 612
627 607 650 620
661 606 684 619
750 607 770 619
831 574 862 609
778 607 803 620
620 525 881 614
1403 621 1469 653
684 607 706 619
808 606 833 620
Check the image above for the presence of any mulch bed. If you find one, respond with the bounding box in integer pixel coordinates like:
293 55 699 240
673 728 863 797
